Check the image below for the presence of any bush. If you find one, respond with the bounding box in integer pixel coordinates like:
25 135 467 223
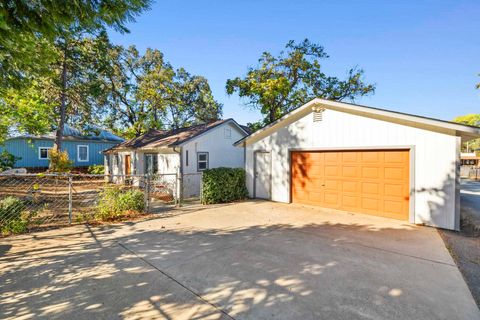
48 148 73 172
0 196 28 235
96 186 145 221
201 167 248 204
0 150 20 171
88 164 105 174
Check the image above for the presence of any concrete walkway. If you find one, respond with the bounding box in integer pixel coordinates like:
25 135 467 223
1 201 479 319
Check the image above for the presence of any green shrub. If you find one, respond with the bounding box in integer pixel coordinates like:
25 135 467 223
96 186 145 221
88 164 105 174
0 196 28 235
0 150 20 171
48 149 73 172
201 167 248 204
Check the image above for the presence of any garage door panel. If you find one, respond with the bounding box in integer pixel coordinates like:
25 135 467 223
323 192 340 206
342 195 360 208
324 166 339 177
384 183 403 197
342 166 359 178
362 182 380 195
324 179 339 190
383 200 404 214
342 152 358 162
384 151 407 163
362 167 380 179
361 151 381 162
291 150 409 220
342 181 359 193
384 167 404 180
324 152 340 162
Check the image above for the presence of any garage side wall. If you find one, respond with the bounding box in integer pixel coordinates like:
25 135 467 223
245 109 458 230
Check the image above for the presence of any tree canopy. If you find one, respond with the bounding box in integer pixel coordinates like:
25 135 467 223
0 0 151 90
99 45 222 138
453 114 480 152
226 39 375 128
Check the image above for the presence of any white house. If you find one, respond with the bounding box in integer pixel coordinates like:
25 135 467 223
235 98 480 231
104 119 249 198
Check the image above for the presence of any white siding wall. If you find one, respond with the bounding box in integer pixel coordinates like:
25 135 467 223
245 109 460 230
182 122 246 174
182 122 246 197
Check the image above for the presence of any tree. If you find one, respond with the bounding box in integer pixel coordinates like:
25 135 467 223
0 0 151 90
140 67 222 130
0 0 151 156
453 114 480 152
1 31 111 151
226 39 375 126
100 45 222 137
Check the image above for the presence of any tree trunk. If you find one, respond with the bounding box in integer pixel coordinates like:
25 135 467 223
52 43 68 166
269 107 276 123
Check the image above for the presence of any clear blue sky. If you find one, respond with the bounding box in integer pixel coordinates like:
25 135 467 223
109 0 480 125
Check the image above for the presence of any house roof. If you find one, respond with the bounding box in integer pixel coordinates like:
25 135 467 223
104 119 248 153
9 124 124 143
235 98 480 146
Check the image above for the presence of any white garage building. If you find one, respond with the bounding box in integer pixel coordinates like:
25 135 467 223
236 98 480 230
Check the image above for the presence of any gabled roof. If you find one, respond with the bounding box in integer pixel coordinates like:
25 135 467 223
235 98 480 146
105 119 248 153
9 124 124 142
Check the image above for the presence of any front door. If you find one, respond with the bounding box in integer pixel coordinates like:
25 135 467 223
254 151 271 199
125 154 131 175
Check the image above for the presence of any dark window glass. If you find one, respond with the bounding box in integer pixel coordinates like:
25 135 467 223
39 148 50 159
145 154 158 175
197 152 209 171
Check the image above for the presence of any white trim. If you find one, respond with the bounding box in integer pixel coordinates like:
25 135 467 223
235 98 480 146
77 145 89 162
197 152 209 171
38 147 52 160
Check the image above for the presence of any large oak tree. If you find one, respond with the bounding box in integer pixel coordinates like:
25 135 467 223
100 45 222 138
226 39 375 128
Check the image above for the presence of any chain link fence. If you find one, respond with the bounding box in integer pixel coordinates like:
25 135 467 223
461 166 480 180
0 172 203 236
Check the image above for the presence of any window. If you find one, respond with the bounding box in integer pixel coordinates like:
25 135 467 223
38 147 51 160
186 150 189 166
144 153 158 175
197 152 209 171
114 154 119 166
224 127 232 139
77 145 89 162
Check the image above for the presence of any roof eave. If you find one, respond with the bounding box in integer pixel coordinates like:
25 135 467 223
236 98 480 146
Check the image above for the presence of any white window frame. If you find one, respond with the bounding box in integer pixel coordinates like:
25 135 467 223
38 147 52 160
77 145 89 162
197 152 209 172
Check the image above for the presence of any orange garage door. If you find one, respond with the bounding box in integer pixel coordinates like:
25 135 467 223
291 150 410 220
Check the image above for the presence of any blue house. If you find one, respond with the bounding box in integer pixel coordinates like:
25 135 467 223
0 125 124 169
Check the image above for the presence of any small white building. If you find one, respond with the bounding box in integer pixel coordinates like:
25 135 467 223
235 98 480 231
104 119 249 198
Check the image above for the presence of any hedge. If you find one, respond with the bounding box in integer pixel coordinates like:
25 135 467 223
201 167 248 204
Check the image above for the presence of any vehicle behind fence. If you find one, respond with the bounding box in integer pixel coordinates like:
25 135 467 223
0 172 202 236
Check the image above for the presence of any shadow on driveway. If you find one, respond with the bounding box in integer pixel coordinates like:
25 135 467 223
1 201 479 319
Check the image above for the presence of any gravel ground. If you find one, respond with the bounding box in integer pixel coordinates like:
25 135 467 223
439 228 480 307
439 180 480 308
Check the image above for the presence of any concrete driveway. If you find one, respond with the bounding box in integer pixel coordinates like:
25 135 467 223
1 201 479 320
